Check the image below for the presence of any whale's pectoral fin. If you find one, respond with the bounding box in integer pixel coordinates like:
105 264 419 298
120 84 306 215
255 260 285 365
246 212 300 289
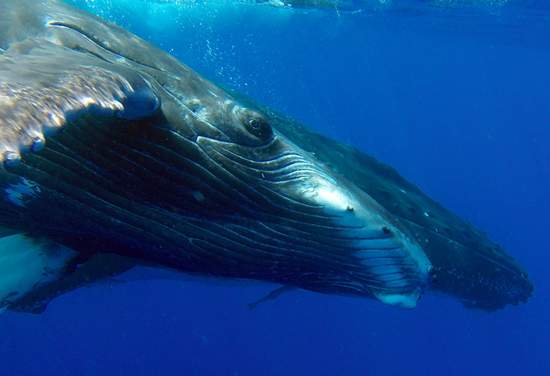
248 285 296 310
3 245 139 314
0 40 160 168
0 233 78 312
9 253 139 314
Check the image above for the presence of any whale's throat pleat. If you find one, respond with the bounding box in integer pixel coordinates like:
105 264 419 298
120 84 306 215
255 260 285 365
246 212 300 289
1 116 213 264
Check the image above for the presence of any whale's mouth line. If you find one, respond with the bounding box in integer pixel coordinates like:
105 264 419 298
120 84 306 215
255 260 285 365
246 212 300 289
159 84 280 148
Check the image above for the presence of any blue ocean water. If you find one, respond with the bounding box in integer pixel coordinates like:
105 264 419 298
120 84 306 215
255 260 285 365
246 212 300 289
1 1 549 375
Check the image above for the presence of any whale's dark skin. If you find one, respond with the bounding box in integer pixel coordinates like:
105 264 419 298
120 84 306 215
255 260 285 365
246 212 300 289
0 0 532 313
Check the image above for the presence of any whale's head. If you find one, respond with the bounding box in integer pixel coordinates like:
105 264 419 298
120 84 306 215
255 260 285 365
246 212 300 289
0 0 532 311
144 81 531 309
152 90 435 308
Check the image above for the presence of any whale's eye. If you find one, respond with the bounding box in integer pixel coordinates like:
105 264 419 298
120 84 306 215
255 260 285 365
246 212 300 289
243 112 273 141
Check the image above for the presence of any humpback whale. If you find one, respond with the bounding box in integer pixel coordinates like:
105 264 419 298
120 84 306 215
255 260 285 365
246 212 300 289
0 0 532 313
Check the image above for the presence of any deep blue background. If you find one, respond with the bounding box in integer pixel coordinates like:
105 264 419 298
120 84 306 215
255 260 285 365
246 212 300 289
1 1 549 375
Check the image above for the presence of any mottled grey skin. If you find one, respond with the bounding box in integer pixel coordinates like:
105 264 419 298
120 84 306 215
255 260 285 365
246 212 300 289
0 0 531 313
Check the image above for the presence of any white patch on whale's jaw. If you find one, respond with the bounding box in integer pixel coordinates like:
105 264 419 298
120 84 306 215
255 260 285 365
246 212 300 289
299 176 353 212
298 177 432 307
374 291 421 309
0 234 77 310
